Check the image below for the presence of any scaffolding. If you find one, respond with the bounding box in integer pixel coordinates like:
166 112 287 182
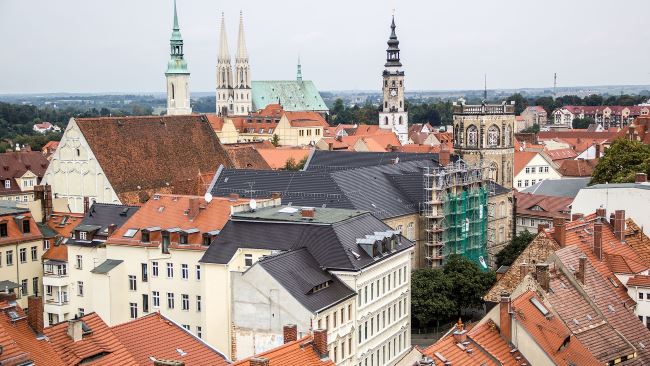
423 160 491 268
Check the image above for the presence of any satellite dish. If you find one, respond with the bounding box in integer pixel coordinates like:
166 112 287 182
249 199 257 211
204 192 213 203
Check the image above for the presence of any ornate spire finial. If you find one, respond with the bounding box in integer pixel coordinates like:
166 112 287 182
218 11 230 61
173 0 179 30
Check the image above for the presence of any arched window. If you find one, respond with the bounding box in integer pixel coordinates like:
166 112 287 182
171 83 175 100
466 125 478 147
499 201 506 218
399 116 403 125
487 125 500 147
384 116 388 125
489 161 499 182
505 125 512 146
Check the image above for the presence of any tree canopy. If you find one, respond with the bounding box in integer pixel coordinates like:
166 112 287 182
572 117 594 129
495 230 537 268
591 138 650 185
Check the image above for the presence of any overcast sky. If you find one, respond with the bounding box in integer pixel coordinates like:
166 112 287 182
2 0 649 94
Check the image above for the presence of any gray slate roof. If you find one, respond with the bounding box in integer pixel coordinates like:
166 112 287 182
37 223 58 238
67 203 139 246
0 280 20 291
0 201 29 216
200 206 413 271
304 150 440 172
90 259 123 274
258 248 356 312
521 178 590 198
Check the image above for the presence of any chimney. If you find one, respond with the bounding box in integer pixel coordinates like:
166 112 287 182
83 197 89 214
593 220 603 261
107 224 117 237
301 207 315 218
536 263 550 291
499 294 512 342
328 142 333 151
283 324 298 343
595 207 606 220
609 213 616 227
313 329 328 358
188 198 200 220
576 255 587 285
614 210 625 242
154 361 185 366
571 213 584 221
27 296 44 335
520 262 528 278
595 143 601 158
552 218 566 247
249 358 269 366
228 193 240 201
452 319 467 343
537 223 548 234
636 173 648 183
439 149 450 166
67 319 84 342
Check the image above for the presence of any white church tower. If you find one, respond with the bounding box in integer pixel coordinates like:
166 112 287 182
378 16 408 144
216 13 234 116
165 0 192 116
233 11 252 115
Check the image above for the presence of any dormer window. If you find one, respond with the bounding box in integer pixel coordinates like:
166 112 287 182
372 243 380 257
179 233 188 245
0 222 7 237
310 281 331 294
22 219 30 234
4 180 10 189
79 231 87 240
141 231 150 243
382 238 390 253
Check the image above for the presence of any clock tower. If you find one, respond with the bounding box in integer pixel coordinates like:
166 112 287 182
378 16 408 144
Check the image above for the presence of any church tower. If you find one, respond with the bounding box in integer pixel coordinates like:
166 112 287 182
165 0 192 116
232 11 252 115
378 16 408 144
216 14 234 116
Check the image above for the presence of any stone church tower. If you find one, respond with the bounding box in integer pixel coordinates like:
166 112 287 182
378 16 408 145
216 12 252 116
165 0 192 116
452 100 515 189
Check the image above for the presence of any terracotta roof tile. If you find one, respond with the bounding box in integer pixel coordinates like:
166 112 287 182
513 151 538 176
111 312 229 365
0 212 43 246
544 148 578 161
284 111 329 128
558 159 599 177
231 335 335 366
224 145 273 169
257 148 312 169
42 243 67 261
0 151 49 195
626 274 650 287
46 212 85 238
515 192 572 220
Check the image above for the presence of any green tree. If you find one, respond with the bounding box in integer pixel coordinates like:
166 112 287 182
572 117 594 129
591 138 650 185
331 98 345 116
443 255 496 315
521 124 540 134
411 268 456 327
271 134 280 147
282 156 308 171
583 94 604 106
495 230 537 268
533 97 556 116
506 93 528 115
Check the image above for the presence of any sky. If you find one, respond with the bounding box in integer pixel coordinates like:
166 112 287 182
2 0 650 94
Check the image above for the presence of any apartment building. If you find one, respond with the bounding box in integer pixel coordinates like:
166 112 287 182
0 149 49 202
199 205 414 365
514 191 572 234
513 151 561 190
552 105 650 129
0 201 44 310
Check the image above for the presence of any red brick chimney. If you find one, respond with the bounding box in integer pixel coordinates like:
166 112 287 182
595 208 606 220
452 319 467 343
27 296 44 335
537 224 549 234
593 220 603 261
107 224 118 237
188 198 200 220
552 218 566 247
536 263 550 291
313 329 328 358
614 210 625 242
249 358 269 366
520 262 528 278
83 197 89 214
576 255 587 285
283 324 297 343
571 213 584 221
499 294 512 343
635 173 647 183
301 207 315 218
609 213 616 227
439 149 450 166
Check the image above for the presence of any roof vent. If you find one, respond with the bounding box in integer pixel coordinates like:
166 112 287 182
153 194 160 200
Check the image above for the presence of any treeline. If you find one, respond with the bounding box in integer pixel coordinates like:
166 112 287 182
507 93 649 116
329 98 455 126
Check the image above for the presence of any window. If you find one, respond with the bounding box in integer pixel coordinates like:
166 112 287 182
244 254 253 267
197 326 202 338
0 223 7 237
179 233 188 245
128 275 137 291
524 180 529 187
31 246 37 261
181 264 189 279
152 262 159 277
6 250 13 266
46 285 53 296
182 294 189 310
77 281 84 296
325 315 329 330
545 166 549 173
76 255 82 270
333 311 337 328
167 293 175 309
141 263 148 282
22 220 30 233
348 304 352 320
466 125 478 147
531 179 536 186
19 248 26 263
196 265 201 280
167 263 173 278
21 279 28 295
525 167 530 174
162 232 170 254
182 324 190 331
129 302 138 319
79 231 87 240
202 234 211 246
531 167 536 174
517 180 522 188
196 295 202 312
152 291 160 307
141 231 150 243
4 180 9 189
487 125 500 147
142 294 149 313
78 308 85 317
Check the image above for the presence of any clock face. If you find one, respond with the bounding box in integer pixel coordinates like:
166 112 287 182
389 88 397 97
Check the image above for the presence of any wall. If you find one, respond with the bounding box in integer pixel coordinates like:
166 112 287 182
66 245 106 320
275 115 323 146
572 186 650 235
488 191 514 268
382 214 420 268
0 238 44 309
514 154 561 190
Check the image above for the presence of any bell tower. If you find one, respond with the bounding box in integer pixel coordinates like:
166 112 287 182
165 0 191 116
378 16 408 144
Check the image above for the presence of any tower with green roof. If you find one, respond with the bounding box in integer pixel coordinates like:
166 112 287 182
165 0 192 115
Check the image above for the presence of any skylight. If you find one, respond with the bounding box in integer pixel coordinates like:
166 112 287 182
530 297 549 316
123 229 138 238
278 207 298 214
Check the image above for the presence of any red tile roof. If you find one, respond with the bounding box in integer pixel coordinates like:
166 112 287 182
284 112 328 128
0 212 43 246
224 145 273 170
514 192 572 220
544 148 578 161
42 243 68 262
231 335 335 366
0 151 49 195
257 148 312 169
46 212 85 239
0 301 65 366
558 158 599 177
513 151 538 176
111 312 229 365
611 117 650 145
396 144 442 154
626 275 650 288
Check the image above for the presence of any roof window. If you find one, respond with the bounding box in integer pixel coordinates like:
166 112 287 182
123 228 138 238
530 297 549 317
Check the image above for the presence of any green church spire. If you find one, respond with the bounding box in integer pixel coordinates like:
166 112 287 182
166 0 189 75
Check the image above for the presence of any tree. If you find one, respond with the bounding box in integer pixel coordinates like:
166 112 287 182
591 138 650 185
411 268 456 327
282 155 308 171
443 255 496 315
572 117 594 129
506 93 528 115
521 124 540 134
533 97 556 116
495 230 537 268
271 134 280 147
583 94 604 106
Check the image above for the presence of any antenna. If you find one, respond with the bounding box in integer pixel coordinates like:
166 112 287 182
204 192 213 203
483 74 487 101
553 73 557 97
249 199 257 211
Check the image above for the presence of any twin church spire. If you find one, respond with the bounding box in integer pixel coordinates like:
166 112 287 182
216 12 251 116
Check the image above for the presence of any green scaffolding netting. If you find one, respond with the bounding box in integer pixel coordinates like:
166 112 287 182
441 186 488 269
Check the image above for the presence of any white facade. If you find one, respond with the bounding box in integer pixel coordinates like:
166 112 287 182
42 118 120 213
626 283 650 328
166 73 192 116
572 183 650 235
514 154 562 191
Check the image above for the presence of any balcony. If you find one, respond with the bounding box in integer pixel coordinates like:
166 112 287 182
45 294 69 306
